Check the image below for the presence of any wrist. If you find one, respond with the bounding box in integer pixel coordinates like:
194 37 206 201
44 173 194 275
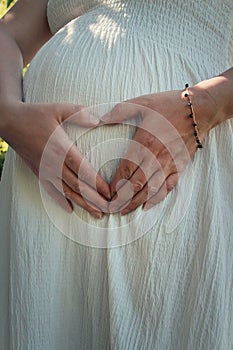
0 100 24 140
192 70 233 131
213 69 233 121
184 83 218 137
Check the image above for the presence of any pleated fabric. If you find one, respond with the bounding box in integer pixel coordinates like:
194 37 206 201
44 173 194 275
0 1 233 349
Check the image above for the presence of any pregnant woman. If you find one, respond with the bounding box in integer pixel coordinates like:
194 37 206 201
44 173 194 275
0 0 233 349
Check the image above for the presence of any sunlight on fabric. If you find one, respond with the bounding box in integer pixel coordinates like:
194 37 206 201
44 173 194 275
89 14 125 49
64 20 75 44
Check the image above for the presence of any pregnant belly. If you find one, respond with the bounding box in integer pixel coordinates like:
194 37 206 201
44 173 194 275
22 15 183 247
22 17 160 248
23 12 141 180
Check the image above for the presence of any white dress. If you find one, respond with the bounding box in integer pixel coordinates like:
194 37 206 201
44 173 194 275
1 0 233 349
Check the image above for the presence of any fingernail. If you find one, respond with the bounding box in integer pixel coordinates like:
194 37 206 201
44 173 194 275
143 203 153 211
121 208 130 215
104 190 112 201
107 194 112 201
91 211 103 219
110 189 116 198
100 113 111 122
65 201 73 213
99 202 109 213
65 206 73 213
89 115 100 125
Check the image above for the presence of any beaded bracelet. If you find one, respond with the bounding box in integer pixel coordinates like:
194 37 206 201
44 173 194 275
184 83 203 149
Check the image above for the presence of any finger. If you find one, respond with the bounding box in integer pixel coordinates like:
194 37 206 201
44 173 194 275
61 181 104 219
110 159 140 198
108 179 135 213
41 180 73 213
109 136 163 211
119 169 166 214
143 172 179 210
110 121 162 197
62 165 109 212
120 155 160 195
118 152 178 214
43 173 105 219
110 139 145 196
101 102 141 124
109 160 157 213
65 144 111 200
58 103 100 127
120 185 149 215
110 137 178 214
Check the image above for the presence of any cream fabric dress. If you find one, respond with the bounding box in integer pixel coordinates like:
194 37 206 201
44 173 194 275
0 1 233 349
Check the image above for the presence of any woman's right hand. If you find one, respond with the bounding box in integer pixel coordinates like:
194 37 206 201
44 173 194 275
0 101 110 218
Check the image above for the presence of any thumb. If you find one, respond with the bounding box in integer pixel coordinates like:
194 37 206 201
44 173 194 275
100 102 141 124
59 103 100 127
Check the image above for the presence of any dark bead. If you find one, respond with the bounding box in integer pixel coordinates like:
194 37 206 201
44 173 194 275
184 93 189 97
188 102 192 106
197 144 203 149
185 83 189 88
194 131 198 136
196 139 201 144
193 123 197 126
189 113 193 118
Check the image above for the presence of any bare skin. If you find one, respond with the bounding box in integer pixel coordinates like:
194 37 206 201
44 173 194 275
0 1 233 216
101 71 233 214
0 0 111 218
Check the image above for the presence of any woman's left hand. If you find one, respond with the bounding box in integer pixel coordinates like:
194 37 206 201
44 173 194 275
101 88 216 214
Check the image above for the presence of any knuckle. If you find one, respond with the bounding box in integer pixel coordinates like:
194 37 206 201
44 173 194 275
155 170 166 183
63 189 72 199
143 159 159 177
144 133 156 148
120 166 131 180
72 182 80 193
159 155 172 169
148 185 159 196
113 102 125 114
147 177 163 195
66 154 75 168
147 153 158 165
137 143 147 159
132 181 144 192
113 103 122 112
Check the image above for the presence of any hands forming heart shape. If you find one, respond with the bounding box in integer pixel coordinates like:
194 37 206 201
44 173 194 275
3 87 216 219
39 88 216 218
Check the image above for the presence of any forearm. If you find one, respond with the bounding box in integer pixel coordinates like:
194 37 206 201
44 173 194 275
0 25 24 104
0 0 52 138
0 26 24 139
211 68 233 122
192 67 233 131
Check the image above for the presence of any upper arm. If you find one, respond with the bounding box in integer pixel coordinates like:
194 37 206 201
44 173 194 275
0 0 52 64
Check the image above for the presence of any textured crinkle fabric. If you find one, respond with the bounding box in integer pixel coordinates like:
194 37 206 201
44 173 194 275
0 1 233 349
